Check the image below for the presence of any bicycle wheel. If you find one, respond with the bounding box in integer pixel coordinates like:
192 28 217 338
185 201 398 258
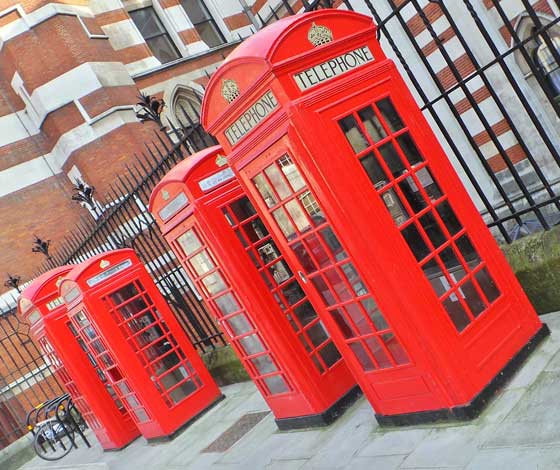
33 421 75 461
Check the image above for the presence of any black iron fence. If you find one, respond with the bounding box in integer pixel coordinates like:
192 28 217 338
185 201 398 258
0 301 65 449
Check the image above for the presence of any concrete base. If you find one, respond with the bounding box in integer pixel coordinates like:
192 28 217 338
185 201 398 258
375 322 550 426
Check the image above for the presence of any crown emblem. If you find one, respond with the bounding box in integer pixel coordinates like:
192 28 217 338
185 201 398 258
215 154 228 167
162 190 170 201
308 23 333 47
221 79 240 104
100 260 110 269
55 276 63 287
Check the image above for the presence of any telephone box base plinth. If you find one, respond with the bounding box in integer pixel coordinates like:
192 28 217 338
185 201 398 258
376 323 550 427
146 394 226 444
103 437 141 453
275 385 362 431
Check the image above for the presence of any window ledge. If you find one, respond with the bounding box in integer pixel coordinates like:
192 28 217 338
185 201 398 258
132 40 242 80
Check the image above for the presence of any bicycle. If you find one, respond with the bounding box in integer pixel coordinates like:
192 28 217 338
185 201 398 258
32 417 76 461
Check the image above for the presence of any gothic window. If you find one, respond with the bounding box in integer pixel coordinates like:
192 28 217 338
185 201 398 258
130 7 181 64
533 33 560 104
170 87 215 150
179 0 225 48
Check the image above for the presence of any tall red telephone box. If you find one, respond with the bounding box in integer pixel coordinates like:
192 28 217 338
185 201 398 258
149 145 358 429
201 10 548 424
18 266 140 450
58 249 223 440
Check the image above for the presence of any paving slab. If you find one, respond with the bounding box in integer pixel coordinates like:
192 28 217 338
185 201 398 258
356 428 430 457
343 455 404 469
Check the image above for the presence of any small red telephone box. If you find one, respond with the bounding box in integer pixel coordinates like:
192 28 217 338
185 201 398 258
18 266 140 450
58 249 223 440
201 10 547 424
149 145 358 429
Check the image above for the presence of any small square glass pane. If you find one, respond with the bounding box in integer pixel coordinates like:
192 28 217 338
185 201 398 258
415 167 442 202
239 334 265 355
443 296 471 332
243 218 268 243
358 106 387 142
361 298 388 331
379 141 406 177
320 227 347 261
285 199 312 233
202 272 227 295
456 235 481 267
177 230 201 255
339 115 369 153
197 21 224 48
341 263 367 296
228 197 256 222
331 309 355 339
293 301 318 326
299 191 324 225
147 35 180 64
251 354 277 375
133 409 150 423
214 293 240 315
319 342 341 367
227 314 252 336
436 201 462 235
281 282 305 306
460 280 486 317
307 322 329 347
420 212 447 248
257 241 281 264
360 152 389 189
376 98 404 132
324 269 352 302
401 223 431 261
272 208 296 239
253 173 278 208
440 246 466 282
293 241 318 274
278 155 306 192
349 342 375 371
264 375 289 394
475 268 501 303
189 250 215 276
381 333 409 365
311 276 336 306
364 336 392 368
381 188 410 226
269 260 291 285
345 303 373 335
265 164 292 200
422 258 449 296
399 176 427 213
396 133 423 166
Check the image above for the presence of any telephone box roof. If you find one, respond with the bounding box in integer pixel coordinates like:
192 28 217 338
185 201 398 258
20 265 74 304
63 249 135 284
148 145 222 212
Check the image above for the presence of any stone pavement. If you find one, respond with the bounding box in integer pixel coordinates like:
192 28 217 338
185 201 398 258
20 312 560 470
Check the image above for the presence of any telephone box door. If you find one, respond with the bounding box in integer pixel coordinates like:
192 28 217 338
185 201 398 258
241 138 449 413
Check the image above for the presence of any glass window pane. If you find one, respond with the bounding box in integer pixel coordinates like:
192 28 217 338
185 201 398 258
422 258 450 297
269 260 291 285
251 355 277 375
331 309 355 338
214 293 240 315
436 201 462 235
360 152 389 188
320 227 347 262
264 375 289 394
381 188 410 226
379 141 406 177
381 333 409 365
253 174 278 208
169 379 197 404
460 280 486 317
133 409 150 423
147 35 180 64
396 133 423 166
285 199 311 233
226 314 252 336
278 155 306 192
272 208 296 239
300 235 328 270
361 298 388 331
177 230 201 255
110 283 139 304
401 223 430 261
399 176 427 213
341 263 367 296
376 98 404 132
345 303 373 335
358 106 387 142
229 197 256 222
130 8 165 36
419 212 447 248
257 241 281 264
443 296 471 332
440 246 466 282
202 272 227 295
180 0 210 24
456 235 481 267
324 269 352 302
475 268 500 303
364 336 392 368
349 342 375 371
307 322 329 347
196 21 224 48
189 250 215 276
339 115 369 153
265 164 292 200
293 301 318 327
415 168 442 202
299 191 324 225
311 276 336 306
281 282 305 306
239 334 265 355
243 218 268 243
319 342 341 367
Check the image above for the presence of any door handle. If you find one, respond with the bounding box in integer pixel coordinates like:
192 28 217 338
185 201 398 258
298 271 307 284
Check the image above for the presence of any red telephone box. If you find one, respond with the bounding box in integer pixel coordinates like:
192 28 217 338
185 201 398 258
149 145 358 429
18 266 140 450
58 249 223 440
201 10 548 424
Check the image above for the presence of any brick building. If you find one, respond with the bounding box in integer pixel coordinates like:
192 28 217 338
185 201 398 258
0 0 559 448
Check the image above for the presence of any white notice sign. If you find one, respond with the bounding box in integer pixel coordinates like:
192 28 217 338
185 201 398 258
225 90 278 145
293 45 374 91
199 168 235 191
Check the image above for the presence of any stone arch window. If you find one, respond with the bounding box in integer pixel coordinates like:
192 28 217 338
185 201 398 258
179 0 225 48
168 86 214 151
514 15 560 116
